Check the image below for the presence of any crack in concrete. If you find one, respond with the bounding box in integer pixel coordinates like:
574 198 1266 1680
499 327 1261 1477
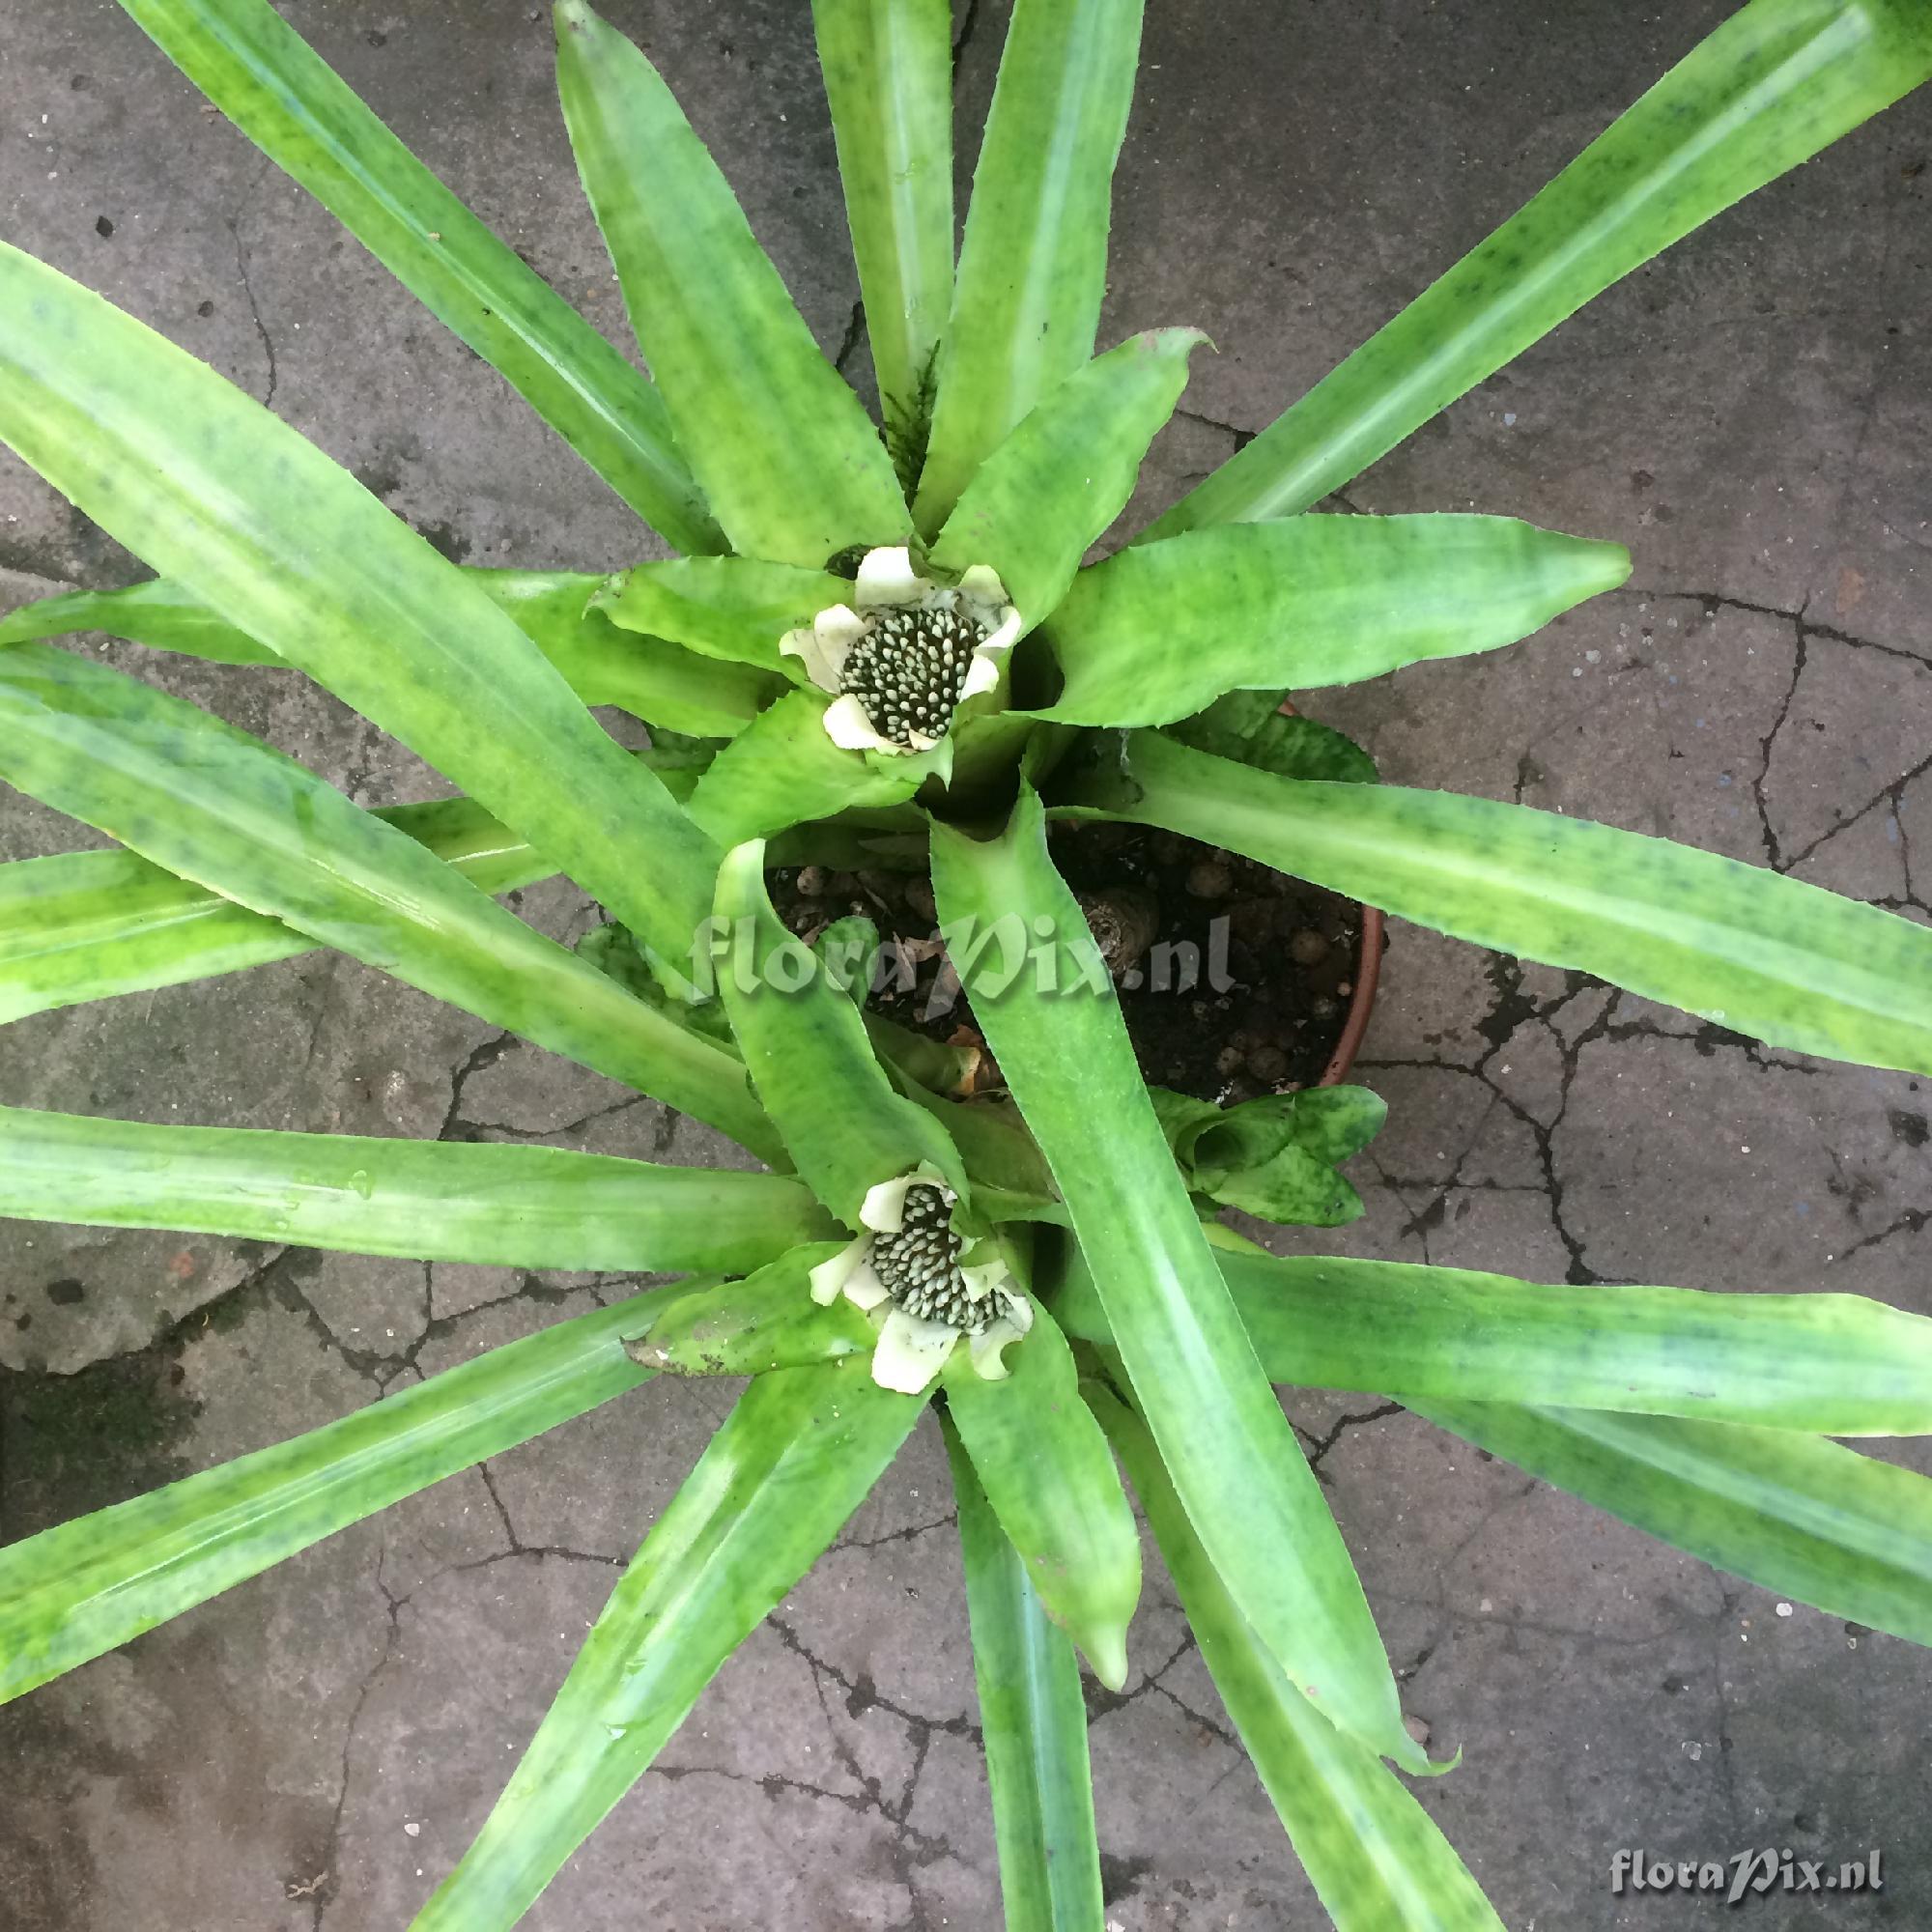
765 1612 980 1749
836 1507 958 1552
1174 405 1256 453
746 1613 974 1920
436 1031 515 1144
1751 614 1808 872
311 1544 630 1926
1351 909 1863 1296
1303 1401 1404 1477
222 213 278 412
1151 1679 1240 1753
442 1090 658 1148
311 1575 405 1929
1778 747 1932 881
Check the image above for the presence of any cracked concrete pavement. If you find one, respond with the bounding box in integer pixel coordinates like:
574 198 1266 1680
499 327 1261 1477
2 0 1929 1925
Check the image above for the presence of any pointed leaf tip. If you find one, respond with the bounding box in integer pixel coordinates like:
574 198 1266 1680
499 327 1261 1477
1081 1622 1130 1695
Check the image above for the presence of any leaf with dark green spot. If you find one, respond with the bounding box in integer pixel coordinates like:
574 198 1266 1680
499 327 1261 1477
1168 697 1378 784
1040 516 1630 725
913 0 1147 530
1148 0 1932 535
944 1415 1107 1931
1187 1088 1385 1227
0 1288 683 1703
119 0 723 551
1055 729 1932 1076
414 1365 924 1929
1208 1149 1365 1227
555 1 909 567
930 329 1208 623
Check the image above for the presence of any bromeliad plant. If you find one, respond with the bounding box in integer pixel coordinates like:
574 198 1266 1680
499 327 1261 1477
1 0 1930 1923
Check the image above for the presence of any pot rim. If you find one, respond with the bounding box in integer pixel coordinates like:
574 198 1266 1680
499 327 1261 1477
1316 905 1383 1087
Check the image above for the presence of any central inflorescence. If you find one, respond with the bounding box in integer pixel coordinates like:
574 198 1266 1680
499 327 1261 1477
781 548 1022 757
870 1182 992 1328
838 606 988 749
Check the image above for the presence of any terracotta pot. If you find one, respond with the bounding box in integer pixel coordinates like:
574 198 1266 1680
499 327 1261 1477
1274 699 1382 1088
1316 904 1383 1087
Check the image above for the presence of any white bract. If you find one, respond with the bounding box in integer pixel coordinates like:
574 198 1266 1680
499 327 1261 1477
781 546 1022 755
809 1162 1032 1393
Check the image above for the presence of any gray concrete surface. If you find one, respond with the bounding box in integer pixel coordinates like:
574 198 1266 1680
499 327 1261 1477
1 1 1928 1925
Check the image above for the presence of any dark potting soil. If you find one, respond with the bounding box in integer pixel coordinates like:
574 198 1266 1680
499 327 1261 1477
768 819 1362 1103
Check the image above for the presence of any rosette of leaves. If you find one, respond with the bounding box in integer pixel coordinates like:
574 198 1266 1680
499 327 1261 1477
2 1 1931 1926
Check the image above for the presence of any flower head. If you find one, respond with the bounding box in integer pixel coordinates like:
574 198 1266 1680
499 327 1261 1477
781 547 1021 755
808 1162 1031 1392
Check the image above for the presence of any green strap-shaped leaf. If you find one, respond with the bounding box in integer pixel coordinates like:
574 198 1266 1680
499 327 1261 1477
1057 729 1932 1075
627 1250 875 1377
0 797 541 1026
0 1288 680 1703
117 0 722 552
1148 0 1932 537
0 240 720 975
1055 1250 1932 1435
943 1415 1106 1932
687 689 945 846
1041 516 1629 725
414 1364 923 1930
810 0 954 477
0 643 775 1158
713 840 962 1218
912 0 1148 532
1413 1402 1932 1648
0 759 705 1028
930 329 1208 623
0 1104 831 1272
928 790 1432 1775
554 2 909 568
0 575 281 664
1092 1384 1502 1932
944 1299 1140 1689
2 569 781 739
592 555 853 672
